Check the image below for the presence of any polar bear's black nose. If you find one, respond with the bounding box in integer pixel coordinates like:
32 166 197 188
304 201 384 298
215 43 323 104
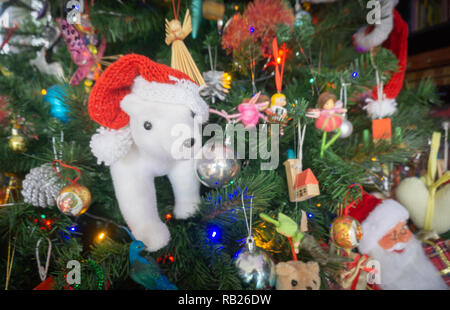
183 138 195 148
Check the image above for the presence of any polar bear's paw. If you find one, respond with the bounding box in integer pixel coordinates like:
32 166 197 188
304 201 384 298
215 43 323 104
174 200 200 219
136 222 170 252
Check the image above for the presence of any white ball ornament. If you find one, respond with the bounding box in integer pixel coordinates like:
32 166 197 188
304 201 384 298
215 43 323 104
339 118 353 139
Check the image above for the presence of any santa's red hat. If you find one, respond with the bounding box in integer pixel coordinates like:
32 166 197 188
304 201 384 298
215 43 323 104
354 8 408 100
372 9 408 101
88 54 209 129
347 192 409 254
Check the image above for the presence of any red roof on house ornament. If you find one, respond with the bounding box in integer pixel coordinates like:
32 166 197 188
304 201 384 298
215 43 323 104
294 168 318 189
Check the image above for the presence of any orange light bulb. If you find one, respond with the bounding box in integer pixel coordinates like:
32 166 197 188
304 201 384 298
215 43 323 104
98 232 105 240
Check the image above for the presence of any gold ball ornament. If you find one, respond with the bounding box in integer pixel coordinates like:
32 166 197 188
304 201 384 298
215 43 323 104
8 127 27 153
57 184 91 216
330 215 363 249
202 0 225 21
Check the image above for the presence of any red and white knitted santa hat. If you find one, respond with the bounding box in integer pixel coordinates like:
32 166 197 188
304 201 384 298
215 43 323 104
347 192 409 254
354 7 408 99
88 54 209 129
370 9 408 101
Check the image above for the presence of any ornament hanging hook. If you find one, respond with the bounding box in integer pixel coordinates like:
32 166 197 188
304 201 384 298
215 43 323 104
35 237 52 282
241 193 255 253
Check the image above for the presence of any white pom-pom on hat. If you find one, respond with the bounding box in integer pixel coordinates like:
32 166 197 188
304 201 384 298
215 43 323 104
363 96 397 120
90 126 132 166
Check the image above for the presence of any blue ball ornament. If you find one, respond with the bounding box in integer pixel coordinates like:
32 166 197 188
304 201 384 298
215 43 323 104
43 85 70 123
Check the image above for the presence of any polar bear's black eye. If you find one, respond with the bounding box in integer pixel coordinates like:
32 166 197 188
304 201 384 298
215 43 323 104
191 111 196 118
291 280 297 287
143 121 152 130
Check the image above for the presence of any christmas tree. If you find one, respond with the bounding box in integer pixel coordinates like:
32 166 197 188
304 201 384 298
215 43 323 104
0 0 448 291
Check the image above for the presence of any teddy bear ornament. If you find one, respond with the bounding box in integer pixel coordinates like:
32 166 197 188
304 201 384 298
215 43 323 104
88 54 209 252
275 260 321 290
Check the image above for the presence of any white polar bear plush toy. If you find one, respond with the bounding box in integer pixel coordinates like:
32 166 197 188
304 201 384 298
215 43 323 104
88 54 209 251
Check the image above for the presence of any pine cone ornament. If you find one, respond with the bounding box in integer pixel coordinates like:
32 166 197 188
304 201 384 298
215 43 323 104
22 163 64 208
199 71 230 104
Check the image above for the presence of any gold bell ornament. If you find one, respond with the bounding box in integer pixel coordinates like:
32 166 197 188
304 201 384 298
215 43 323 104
8 119 27 153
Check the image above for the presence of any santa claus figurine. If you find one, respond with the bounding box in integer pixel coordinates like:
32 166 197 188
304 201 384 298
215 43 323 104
348 193 447 290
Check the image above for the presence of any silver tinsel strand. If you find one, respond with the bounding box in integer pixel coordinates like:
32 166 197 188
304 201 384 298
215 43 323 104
22 163 64 208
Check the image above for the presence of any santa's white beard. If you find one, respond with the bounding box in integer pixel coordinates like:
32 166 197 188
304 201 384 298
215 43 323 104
367 236 447 290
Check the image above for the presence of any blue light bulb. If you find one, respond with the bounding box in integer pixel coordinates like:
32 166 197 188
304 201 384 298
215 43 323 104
207 225 222 242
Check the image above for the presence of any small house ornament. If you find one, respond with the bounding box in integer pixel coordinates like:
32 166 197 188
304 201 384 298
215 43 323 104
293 168 320 201
284 121 320 202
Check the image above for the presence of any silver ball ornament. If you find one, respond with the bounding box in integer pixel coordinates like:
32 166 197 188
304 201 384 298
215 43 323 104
233 238 276 289
195 141 241 188
339 118 353 139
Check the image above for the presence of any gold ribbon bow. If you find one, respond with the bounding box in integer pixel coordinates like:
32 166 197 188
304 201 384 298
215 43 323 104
340 253 374 289
421 132 450 231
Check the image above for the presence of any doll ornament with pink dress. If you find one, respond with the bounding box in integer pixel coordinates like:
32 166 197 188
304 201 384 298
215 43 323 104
306 92 347 157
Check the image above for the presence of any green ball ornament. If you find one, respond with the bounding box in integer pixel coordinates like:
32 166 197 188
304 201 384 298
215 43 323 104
294 10 311 28
276 23 292 44
293 13 314 47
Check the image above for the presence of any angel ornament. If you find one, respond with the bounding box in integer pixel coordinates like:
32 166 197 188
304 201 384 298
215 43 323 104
165 9 205 86
306 92 347 157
